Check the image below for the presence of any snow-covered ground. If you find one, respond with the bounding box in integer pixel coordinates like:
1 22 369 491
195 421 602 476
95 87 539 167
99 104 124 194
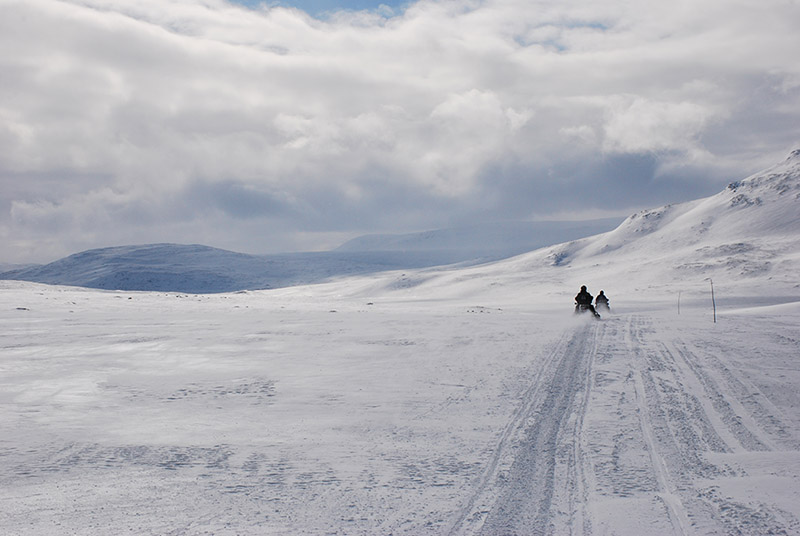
1 152 799 534
2 279 798 535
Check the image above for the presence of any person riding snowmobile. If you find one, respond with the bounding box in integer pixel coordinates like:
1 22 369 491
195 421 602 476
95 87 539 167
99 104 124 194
575 285 600 317
595 290 610 312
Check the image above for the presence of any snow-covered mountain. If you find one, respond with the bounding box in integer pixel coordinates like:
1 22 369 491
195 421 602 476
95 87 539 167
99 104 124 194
548 149 800 292
0 220 622 294
334 150 800 304
0 262 37 272
0 244 474 294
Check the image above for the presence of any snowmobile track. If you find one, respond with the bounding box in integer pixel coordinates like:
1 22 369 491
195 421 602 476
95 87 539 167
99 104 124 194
448 322 599 535
622 315 797 535
450 314 800 536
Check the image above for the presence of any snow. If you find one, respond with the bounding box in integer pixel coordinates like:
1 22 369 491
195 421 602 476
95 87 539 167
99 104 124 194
1 153 799 534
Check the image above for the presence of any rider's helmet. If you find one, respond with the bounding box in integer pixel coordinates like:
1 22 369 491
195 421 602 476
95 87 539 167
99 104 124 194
580 285 587 291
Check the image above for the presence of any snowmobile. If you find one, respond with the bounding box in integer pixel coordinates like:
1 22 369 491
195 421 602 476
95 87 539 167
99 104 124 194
595 291 610 313
574 302 601 319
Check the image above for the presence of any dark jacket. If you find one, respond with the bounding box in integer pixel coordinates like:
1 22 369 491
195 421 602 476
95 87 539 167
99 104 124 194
575 289 593 305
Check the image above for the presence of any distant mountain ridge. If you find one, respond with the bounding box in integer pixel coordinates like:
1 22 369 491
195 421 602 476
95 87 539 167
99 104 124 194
335 219 623 256
0 245 474 294
3 150 798 295
0 219 623 294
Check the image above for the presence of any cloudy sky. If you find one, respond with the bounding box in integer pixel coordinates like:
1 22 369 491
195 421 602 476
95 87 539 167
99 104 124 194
1 0 799 263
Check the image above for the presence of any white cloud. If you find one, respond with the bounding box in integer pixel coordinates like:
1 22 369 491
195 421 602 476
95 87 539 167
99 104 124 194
1 0 799 262
602 97 718 154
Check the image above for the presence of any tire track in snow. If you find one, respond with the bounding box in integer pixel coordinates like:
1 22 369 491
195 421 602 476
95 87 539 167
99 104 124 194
446 330 576 535
681 340 800 451
630 331 732 482
551 319 600 536
624 315 797 536
668 340 771 452
452 313 798 536
455 323 598 536
626 316 694 536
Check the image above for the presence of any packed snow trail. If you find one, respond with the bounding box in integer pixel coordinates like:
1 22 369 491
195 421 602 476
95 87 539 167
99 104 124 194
451 314 800 536
447 324 598 535
477 324 597 535
447 321 605 535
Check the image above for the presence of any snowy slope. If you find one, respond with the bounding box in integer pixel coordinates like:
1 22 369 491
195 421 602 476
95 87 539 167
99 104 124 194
0 262 37 272
563 148 800 286
333 150 800 306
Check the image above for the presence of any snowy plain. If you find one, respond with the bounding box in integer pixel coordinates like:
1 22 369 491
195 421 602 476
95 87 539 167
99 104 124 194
2 152 800 535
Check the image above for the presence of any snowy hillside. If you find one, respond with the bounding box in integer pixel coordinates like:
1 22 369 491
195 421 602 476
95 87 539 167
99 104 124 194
0 262 36 271
558 148 800 287
332 150 800 306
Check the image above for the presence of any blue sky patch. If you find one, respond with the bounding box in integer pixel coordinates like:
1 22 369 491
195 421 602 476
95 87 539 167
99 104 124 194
230 0 409 17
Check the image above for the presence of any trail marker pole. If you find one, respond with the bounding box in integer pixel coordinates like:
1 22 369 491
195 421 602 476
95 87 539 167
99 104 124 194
710 279 716 323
